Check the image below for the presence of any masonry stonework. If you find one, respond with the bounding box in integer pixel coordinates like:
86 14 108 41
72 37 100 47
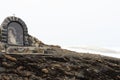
0 16 29 46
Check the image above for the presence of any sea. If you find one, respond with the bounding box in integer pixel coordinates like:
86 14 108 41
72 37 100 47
62 46 120 58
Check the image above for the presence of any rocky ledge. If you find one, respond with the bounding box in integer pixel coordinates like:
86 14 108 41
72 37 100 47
0 47 120 80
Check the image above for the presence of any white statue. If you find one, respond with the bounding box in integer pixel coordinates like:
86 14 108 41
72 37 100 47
8 29 16 45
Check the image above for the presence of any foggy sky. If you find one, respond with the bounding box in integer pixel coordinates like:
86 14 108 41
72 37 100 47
0 0 120 47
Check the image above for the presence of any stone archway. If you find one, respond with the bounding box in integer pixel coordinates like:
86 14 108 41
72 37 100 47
0 16 29 46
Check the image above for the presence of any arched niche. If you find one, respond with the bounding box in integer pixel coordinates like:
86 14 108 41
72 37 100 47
0 16 29 46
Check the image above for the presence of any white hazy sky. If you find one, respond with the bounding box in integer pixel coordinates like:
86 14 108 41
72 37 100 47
0 0 120 47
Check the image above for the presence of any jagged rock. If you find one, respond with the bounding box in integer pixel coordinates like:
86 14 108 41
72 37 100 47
0 50 119 80
28 35 44 47
3 54 17 62
41 68 49 74
2 62 11 68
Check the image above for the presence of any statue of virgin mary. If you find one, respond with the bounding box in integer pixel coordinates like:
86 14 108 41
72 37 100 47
8 29 17 45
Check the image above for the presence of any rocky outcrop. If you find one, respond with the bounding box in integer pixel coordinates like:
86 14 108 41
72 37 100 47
27 35 44 47
0 16 119 80
0 48 120 80
0 33 119 80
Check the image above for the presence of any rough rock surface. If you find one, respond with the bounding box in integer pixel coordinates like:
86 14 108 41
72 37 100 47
0 34 119 80
0 46 120 80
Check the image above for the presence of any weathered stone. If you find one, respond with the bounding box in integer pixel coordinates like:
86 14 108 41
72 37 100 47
4 54 17 62
0 67 6 72
42 68 49 74
51 64 62 68
2 75 10 80
0 16 29 46
2 62 10 67
17 66 24 71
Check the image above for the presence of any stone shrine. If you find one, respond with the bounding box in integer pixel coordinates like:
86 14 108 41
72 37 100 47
0 16 29 46
0 16 46 54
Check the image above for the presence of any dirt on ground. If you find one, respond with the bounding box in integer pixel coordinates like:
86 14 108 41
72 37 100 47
0 47 120 80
